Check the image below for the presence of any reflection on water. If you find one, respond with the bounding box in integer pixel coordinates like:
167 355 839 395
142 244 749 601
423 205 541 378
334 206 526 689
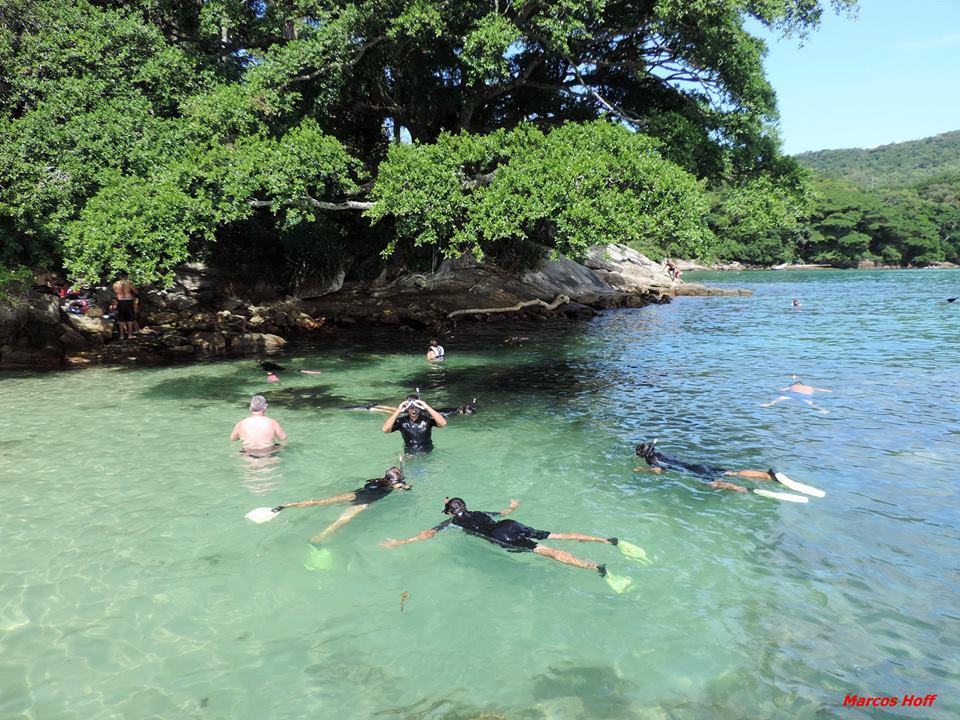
0 270 958 719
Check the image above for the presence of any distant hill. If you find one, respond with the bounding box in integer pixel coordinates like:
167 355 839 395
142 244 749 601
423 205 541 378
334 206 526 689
795 130 960 188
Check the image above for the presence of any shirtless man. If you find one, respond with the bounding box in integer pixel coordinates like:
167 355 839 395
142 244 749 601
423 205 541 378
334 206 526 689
230 395 287 454
762 375 831 413
112 272 138 339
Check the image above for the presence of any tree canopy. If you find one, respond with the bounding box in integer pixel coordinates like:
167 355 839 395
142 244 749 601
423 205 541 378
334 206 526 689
0 0 857 284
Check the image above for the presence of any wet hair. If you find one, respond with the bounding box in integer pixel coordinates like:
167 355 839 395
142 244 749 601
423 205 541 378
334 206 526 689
406 394 420 403
443 497 467 515
383 467 405 485
429 339 439 347
635 442 656 462
250 395 268 412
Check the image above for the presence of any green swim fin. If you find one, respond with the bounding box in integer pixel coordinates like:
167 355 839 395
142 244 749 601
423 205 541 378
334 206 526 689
616 540 652 565
603 570 633 594
304 545 333 571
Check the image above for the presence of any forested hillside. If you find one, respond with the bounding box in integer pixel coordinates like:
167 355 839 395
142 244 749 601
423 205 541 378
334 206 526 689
0 0 854 288
793 132 960 267
796 130 960 188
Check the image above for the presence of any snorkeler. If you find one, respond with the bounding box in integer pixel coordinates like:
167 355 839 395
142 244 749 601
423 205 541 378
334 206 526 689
256 359 323 382
382 497 645 591
634 441 823 500
761 375 831 413
245 467 411 541
381 395 447 452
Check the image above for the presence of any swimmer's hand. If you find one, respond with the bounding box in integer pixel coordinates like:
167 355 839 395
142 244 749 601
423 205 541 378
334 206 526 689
380 538 402 549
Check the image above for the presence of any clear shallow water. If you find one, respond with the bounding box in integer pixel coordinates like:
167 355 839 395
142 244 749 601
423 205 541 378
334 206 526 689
1 269 958 720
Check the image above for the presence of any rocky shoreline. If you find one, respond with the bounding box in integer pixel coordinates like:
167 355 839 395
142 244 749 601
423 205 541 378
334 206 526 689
0 245 750 369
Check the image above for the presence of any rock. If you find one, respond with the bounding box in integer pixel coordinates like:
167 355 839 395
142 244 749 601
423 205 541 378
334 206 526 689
189 331 228 354
87 306 104 318
294 313 323 331
165 293 199 311
559 302 597 320
160 333 191 347
217 296 244 312
66 313 113 339
230 333 287 352
673 284 752 297
296 268 346 299
146 310 179 325
59 325 89 348
25 295 61 325
584 244 675 292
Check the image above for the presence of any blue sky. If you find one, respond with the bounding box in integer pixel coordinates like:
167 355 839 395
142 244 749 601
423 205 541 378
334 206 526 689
755 1 960 155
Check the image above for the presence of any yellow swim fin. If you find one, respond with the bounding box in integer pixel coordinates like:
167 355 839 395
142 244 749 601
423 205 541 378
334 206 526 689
615 539 652 565
305 545 333 571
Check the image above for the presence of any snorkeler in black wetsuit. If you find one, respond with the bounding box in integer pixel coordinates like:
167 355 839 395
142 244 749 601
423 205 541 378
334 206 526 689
634 441 776 492
381 396 447 452
271 467 411 543
382 497 624 581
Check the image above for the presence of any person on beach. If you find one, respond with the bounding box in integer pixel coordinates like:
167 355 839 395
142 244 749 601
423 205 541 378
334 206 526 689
634 441 779 493
761 375 831 413
275 467 411 544
381 497 635 591
230 395 287 454
382 395 447 452
426 339 445 361
112 272 139 339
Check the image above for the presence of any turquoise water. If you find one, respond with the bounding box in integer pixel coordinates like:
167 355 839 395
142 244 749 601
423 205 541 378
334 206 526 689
1 269 958 719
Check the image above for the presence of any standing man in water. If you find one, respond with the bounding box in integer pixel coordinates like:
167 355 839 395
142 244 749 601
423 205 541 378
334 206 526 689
112 271 139 340
382 395 446 452
231 395 287 454
426 339 445 361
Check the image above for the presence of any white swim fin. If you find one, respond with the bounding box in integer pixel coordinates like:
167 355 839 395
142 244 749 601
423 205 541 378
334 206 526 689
753 488 809 503
771 471 825 498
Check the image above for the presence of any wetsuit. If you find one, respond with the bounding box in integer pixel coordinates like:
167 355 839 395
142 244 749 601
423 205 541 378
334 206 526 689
433 511 550 552
391 414 437 452
646 450 727 481
117 299 136 322
436 405 473 418
351 480 393 506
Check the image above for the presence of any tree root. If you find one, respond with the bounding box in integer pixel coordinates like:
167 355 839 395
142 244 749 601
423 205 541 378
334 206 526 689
447 294 570 319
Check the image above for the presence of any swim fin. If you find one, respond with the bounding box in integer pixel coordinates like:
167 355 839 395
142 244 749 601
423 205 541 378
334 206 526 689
245 507 281 524
603 571 633 594
304 545 333 571
616 540 652 565
753 488 809 503
770 471 825 498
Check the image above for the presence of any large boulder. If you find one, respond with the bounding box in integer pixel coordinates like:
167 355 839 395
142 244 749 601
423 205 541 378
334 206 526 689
584 244 675 292
230 333 287 352
189 331 228 354
25 295 61 325
66 313 113 340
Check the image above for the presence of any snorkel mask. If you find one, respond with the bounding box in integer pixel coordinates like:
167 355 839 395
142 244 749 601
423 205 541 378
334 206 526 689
635 439 658 462
442 497 467 516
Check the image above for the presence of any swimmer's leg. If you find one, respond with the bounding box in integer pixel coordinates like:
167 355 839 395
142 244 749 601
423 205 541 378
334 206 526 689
760 396 790 407
803 399 829 414
547 533 614 544
310 505 367 544
725 469 772 481
708 480 749 492
533 544 600 571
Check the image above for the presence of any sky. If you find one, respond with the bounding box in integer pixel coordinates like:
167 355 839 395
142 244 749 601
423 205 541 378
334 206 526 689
755 0 960 155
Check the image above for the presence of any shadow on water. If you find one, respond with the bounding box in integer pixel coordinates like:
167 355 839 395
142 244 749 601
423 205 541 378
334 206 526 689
141 372 354 411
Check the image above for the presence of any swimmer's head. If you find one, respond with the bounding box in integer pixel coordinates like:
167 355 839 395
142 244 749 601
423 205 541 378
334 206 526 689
442 497 467 516
429 339 439 347
460 399 477 415
635 441 657 462
383 466 410 490
405 394 422 416
250 395 268 412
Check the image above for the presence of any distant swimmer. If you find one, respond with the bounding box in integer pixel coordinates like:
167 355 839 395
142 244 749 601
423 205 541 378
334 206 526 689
426 339 445 361
381 395 447 452
948 297 957 303
633 440 824 501
231 395 287 454
503 336 529 346
761 375 831 413
257 359 323 381
381 497 646 592
792 298 802 308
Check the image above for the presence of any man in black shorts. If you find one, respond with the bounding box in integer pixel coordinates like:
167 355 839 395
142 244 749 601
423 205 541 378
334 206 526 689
272 467 411 543
381 497 627 586
381 395 447 452
634 441 775 492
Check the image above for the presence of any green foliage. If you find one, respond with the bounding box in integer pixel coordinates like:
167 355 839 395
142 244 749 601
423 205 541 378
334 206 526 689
370 122 711 262
0 0 856 283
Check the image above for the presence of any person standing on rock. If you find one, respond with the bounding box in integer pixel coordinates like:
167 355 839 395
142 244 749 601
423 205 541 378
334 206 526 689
112 272 139 339
231 395 288 455
381 395 446 453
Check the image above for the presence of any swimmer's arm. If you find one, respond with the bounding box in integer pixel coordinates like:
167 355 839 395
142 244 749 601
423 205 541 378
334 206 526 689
498 499 520 516
230 421 242 442
813 387 831 393
380 524 445 548
418 401 447 428
273 421 288 442
284 492 356 508
633 466 663 474
382 402 407 433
